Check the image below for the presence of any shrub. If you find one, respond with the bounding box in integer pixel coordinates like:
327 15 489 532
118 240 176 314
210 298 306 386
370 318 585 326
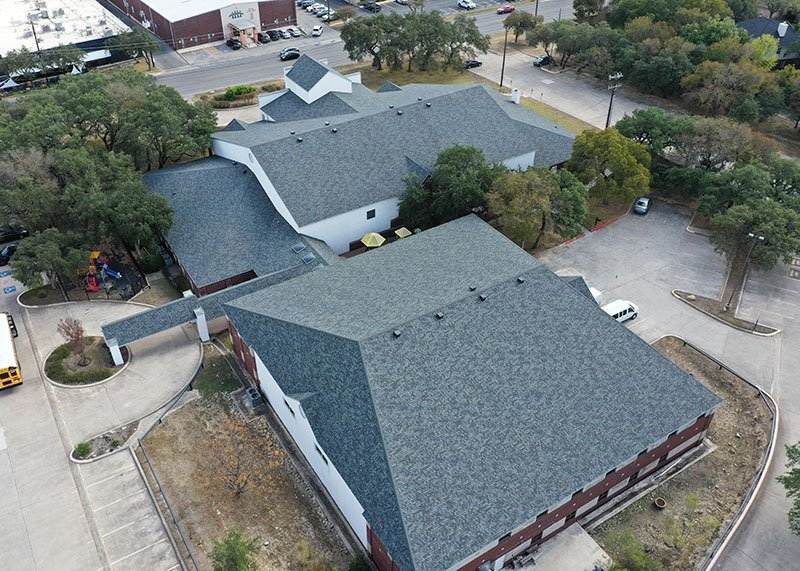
212 528 259 571
222 84 257 101
139 253 164 274
74 441 93 459
45 339 121 385
349 557 370 571
261 82 283 92
110 438 122 449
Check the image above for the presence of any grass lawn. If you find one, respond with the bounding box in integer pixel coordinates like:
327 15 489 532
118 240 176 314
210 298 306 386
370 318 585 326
193 345 242 398
133 278 181 306
341 63 595 134
19 286 66 306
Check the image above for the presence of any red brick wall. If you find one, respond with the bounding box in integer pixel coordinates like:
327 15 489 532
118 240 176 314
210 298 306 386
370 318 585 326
228 320 258 380
108 0 175 45
197 270 257 296
457 413 714 570
258 0 297 29
369 527 401 571
171 11 225 49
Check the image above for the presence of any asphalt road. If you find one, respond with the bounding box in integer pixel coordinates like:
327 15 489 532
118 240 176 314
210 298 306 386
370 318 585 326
156 0 574 96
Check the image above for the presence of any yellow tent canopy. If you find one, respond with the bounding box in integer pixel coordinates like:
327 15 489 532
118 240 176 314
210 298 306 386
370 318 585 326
360 232 386 248
394 227 412 239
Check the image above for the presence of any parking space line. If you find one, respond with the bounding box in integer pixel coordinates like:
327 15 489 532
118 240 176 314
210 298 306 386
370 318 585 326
93 489 147 512
100 515 150 538
109 538 168 566
85 467 136 489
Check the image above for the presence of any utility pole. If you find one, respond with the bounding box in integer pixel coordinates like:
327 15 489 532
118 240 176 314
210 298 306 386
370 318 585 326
500 27 509 88
725 232 765 311
535 0 539 17
29 19 49 86
605 71 623 129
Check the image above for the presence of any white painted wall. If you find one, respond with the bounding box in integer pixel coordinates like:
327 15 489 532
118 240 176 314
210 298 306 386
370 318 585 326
542 517 565 540
220 2 259 39
667 431 704 460
254 353 369 547
299 197 400 254
211 139 300 231
503 150 536 171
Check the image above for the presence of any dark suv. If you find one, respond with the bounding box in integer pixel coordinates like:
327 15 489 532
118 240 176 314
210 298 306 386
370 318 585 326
0 226 28 244
362 1 382 12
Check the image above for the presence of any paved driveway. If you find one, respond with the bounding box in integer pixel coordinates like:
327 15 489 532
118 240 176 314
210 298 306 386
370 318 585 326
539 203 800 570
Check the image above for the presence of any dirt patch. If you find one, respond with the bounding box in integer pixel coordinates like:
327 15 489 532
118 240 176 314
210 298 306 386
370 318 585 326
592 337 772 570
19 285 66 306
194 345 242 398
674 290 778 335
142 397 351 570
73 423 137 460
133 278 181 306
45 337 129 385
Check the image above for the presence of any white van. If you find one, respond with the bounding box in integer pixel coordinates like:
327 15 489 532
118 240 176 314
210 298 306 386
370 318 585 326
602 300 639 323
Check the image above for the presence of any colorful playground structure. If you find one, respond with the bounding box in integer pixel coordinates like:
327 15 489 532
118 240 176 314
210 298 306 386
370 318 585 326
85 251 123 293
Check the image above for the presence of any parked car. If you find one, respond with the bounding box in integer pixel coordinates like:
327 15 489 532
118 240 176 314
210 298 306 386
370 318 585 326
395 0 409 4
267 29 281 41
602 300 639 323
0 244 17 266
323 10 338 20
307 3 324 12
458 0 477 9
0 226 28 244
279 29 291 39
225 38 241 48
464 59 482 69
633 196 652 215
280 47 301 61
316 8 329 17
300 0 315 6
531 54 552 67
257 31 271 43
288 27 302 37
497 4 515 13
362 1 382 12
312 25 324 36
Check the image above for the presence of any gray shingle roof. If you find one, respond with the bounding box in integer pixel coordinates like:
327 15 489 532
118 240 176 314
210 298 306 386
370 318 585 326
261 89 357 122
285 54 332 91
737 17 799 58
144 158 317 289
561 275 594 301
215 84 575 227
225 216 720 571
377 80 403 92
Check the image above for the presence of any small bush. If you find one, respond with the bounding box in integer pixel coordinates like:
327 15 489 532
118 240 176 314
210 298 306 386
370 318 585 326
261 83 283 92
110 438 122 449
140 253 164 274
45 340 121 385
74 441 93 459
349 557 370 571
219 84 257 101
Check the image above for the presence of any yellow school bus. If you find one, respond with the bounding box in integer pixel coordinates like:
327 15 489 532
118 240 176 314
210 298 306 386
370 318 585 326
0 313 21 390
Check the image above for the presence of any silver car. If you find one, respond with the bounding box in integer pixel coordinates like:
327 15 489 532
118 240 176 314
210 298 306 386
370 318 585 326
633 197 651 215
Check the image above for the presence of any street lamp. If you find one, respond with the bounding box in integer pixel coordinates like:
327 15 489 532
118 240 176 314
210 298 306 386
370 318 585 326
605 72 623 129
534 0 539 17
500 27 509 88
724 231 765 311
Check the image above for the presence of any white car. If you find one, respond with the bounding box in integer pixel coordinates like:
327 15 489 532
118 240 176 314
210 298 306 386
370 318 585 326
312 25 324 37
307 3 324 12
602 300 639 323
458 0 476 9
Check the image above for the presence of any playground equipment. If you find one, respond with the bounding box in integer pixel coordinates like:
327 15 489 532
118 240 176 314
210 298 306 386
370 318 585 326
85 251 122 292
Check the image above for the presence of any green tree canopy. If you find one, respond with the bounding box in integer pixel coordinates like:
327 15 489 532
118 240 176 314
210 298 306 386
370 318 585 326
211 528 259 571
567 128 651 205
11 229 86 289
487 169 558 249
504 12 542 43
779 443 800 535
399 145 502 229
615 108 695 155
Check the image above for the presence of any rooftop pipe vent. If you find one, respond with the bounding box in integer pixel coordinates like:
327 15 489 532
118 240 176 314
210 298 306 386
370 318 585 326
331 128 338 133
297 137 303 142
479 294 487 301
425 102 432 108
397 110 403 115
417 97 423 101
290 130 295 135
435 311 444 320
469 285 477 291
517 276 526 284
325 121 330 126
389 104 394 109
393 330 402 338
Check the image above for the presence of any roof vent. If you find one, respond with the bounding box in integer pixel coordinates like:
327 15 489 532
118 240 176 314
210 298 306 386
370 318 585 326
417 97 423 101
779 21 789 37
479 294 487 301
517 276 526 284
301 253 316 264
469 285 477 291
389 104 394 109
393 330 402 338
425 102 431 108
435 311 444 319
331 128 338 133
291 243 306 254
397 110 403 115
297 137 303 142
290 130 295 135
324 121 330 126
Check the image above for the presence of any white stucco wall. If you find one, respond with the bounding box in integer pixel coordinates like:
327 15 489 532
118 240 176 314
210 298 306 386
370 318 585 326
254 353 369 547
285 70 352 104
299 197 400 254
211 139 300 230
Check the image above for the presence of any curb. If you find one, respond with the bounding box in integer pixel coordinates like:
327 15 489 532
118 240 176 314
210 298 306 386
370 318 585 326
671 290 781 337
43 344 133 389
17 292 155 310
653 336 779 571
70 441 132 464
686 224 713 237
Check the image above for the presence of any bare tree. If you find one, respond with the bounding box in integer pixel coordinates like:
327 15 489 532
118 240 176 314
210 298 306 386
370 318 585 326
212 407 284 497
57 317 88 366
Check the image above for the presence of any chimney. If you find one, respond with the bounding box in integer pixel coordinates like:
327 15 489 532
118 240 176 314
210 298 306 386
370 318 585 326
779 21 789 38
511 88 521 105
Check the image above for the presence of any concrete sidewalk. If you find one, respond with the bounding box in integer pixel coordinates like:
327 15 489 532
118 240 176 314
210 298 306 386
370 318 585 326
472 48 648 129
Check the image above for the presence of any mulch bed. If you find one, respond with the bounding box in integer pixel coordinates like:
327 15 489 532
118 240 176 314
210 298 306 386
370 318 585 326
45 336 129 385
72 422 137 461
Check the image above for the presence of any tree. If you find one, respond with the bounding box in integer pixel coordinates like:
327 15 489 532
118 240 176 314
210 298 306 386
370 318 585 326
567 129 651 205
107 28 158 69
57 317 88 366
574 0 604 22
552 170 590 238
487 169 558 249
0 47 37 82
211 528 259 571
504 12 541 43
765 0 787 18
750 34 780 71
10 229 86 289
399 146 501 229
710 199 800 269
341 15 390 70
40 44 85 73
779 443 800 535
616 108 695 155
674 116 777 169
443 15 490 68
679 17 746 46
682 61 765 117
338 5 356 22
628 39 697 96
725 0 757 19
607 0 675 28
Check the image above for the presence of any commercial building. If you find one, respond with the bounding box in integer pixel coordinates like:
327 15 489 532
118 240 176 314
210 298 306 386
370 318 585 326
106 0 296 49
0 0 129 62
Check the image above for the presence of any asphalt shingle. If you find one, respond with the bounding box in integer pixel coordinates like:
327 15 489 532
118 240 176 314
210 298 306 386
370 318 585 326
285 54 332 91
